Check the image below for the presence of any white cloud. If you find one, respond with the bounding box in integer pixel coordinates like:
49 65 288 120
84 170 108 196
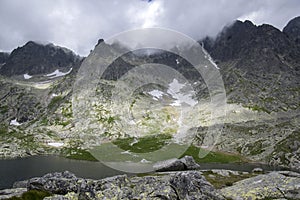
0 0 299 56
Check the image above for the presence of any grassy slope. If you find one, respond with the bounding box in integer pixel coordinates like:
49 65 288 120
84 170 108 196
62 133 247 163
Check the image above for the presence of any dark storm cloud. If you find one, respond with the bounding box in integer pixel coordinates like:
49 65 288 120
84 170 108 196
0 0 299 55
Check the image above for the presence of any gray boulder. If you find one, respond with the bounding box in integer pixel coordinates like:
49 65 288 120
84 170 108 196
14 171 79 195
153 156 200 172
180 155 201 170
169 171 223 200
220 171 300 200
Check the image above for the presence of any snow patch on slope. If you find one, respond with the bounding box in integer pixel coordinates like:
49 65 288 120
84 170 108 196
23 73 32 79
10 118 22 126
201 43 220 69
168 79 197 107
147 79 197 106
148 90 164 100
47 142 64 147
46 68 72 79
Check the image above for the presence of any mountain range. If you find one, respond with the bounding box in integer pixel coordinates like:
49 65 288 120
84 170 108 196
0 16 299 171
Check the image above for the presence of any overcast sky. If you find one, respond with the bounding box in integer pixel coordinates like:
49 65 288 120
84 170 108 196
0 0 299 56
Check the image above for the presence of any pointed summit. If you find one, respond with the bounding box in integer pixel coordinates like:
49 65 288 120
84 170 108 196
283 16 300 45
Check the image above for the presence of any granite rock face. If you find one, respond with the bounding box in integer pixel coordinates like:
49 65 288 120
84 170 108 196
0 52 9 64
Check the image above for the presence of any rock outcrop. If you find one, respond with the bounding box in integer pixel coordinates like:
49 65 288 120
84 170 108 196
4 170 300 199
0 188 27 199
11 171 224 200
153 155 201 172
220 171 300 200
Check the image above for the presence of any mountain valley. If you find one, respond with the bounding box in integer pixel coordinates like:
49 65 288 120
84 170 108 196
0 16 299 173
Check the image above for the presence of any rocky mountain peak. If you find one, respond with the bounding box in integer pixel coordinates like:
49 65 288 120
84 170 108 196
203 18 300 69
96 39 104 46
283 16 300 45
202 20 257 62
201 17 300 116
0 41 82 77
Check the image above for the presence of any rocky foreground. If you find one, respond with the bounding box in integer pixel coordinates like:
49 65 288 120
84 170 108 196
1 169 300 200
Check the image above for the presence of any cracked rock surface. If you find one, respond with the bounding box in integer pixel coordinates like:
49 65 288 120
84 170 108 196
220 171 300 200
12 170 224 200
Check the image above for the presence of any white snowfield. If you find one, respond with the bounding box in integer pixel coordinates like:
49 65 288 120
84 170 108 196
168 79 197 107
23 67 72 80
10 118 22 126
148 90 164 100
47 142 64 147
147 79 198 107
46 68 72 79
23 73 32 79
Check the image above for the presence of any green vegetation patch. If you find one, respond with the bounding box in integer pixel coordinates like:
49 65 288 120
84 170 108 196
0 105 8 114
57 120 71 127
39 117 49 126
246 104 270 114
7 190 51 200
269 130 300 165
248 140 264 156
48 96 63 109
62 148 98 161
181 145 246 163
61 102 73 118
203 171 254 189
112 134 172 153
0 124 8 135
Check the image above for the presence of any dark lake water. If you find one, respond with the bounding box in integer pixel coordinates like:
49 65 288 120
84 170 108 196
0 156 123 190
0 156 291 190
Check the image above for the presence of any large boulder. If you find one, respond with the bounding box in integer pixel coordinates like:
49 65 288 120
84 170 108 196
14 171 79 195
153 155 200 172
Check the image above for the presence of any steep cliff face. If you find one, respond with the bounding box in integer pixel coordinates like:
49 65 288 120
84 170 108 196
204 19 300 69
283 16 300 46
0 52 9 64
203 19 300 113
